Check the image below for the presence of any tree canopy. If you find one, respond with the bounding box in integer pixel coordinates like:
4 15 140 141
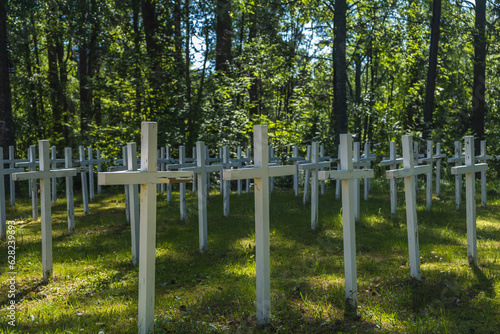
1 0 500 160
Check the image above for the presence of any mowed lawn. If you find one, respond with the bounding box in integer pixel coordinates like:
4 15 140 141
1 178 499 333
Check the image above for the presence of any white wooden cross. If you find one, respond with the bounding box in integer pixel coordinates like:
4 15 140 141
361 141 376 199
299 142 331 230
303 145 311 204
15 146 38 220
386 135 431 280
418 140 435 211
167 146 195 220
451 136 488 266
335 145 341 199
221 145 241 216
380 141 403 218
0 147 23 239
246 147 252 193
352 142 371 223
476 140 492 208
289 146 306 197
78 146 90 215
12 140 76 282
98 122 192 334
64 148 75 234
87 147 109 199
318 134 374 308
182 141 223 252
6 146 28 206
269 146 280 193
448 141 465 210
433 143 446 197
223 125 295 324
127 142 140 265
319 145 329 195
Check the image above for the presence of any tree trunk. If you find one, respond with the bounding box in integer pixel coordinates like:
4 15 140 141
23 21 39 135
472 0 486 151
334 0 348 139
422 0 441 140
215 0 232 73
0 0 14 150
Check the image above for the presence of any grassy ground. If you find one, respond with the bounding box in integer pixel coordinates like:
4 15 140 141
0 178 499 333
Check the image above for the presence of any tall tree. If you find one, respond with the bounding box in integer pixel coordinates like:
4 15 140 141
215 0 232 72
472 0 486 148
334 0 348 139
422 0 442 140
0 0 15 150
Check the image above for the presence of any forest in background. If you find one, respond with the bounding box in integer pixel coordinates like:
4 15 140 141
1 0 500 162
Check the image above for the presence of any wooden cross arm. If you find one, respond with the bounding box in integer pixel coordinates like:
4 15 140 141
353 161 371 168
476 155 493 162
288 157 306 162
380 158 403 166
385 165 431 179
181 165 223 174
318 169 374 181
223 165 295 181
15 161 38 167
433 153 447 160
0 167 24 176
107 166 128 172
12 168 77 181
451 163 488 175
418 157 437 164
298 161 331 170
447 156 465 163
98 171 193 185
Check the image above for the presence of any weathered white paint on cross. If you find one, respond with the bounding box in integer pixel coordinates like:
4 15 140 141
380 141 403 219
451 136 488 266
12 140 76 282
386 135 431 280
319 145 329 195
476 140 492 208
335 145 341 200
223 125 295 325
448 141 465 210
299 142 331 230
221 145 241 216
0 148 23 239
318 134 374 308
98 122 192 334
182 141 223 252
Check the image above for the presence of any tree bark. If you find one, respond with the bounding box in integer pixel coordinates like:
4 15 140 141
334 0 348 139
423 0 441 140
0 0 14 150
215 0 232 73
472 0 486 151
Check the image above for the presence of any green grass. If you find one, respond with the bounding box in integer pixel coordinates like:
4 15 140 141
1 179 499 333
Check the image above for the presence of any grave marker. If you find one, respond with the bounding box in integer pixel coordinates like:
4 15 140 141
380 141 403 218
299 142 330 230
418 140 435 211
223 125 295 324
476 140 492 208
182 141 223 252
16 146 39 219
168 146 195 220
451 136 488 265
0 148 23 239
386 135 431 280
318 134 374 308
362 141 376 198
433 143 446 197
98 122 193 334
303 145 311 204
64 148 75 234
79 146 90 215
7 146 28 206
128 143 140 265
289 146 306 196
448 141 465 210
12 140 76 282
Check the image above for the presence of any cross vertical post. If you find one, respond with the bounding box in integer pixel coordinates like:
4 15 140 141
434 143 446 197
64 148 75 234
29 146 38 220
477 140 492 208
386 135 431 280
223 125 295 324
88 147 95 202
128 142 140 265
96 149 103 194
380 141 403 219
246 147 251 193
303 145 311 204
51 146 57 203
0 148 23 239
318 134 375 308
179 146 187 220
237 146 243 195
160 147 165 194
166 146 172 204
353 142 361 223
222 146 230 216
320 145 326 195
426 140 433 211
8 146 16 206
451 136 488 265
79 146 89 215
